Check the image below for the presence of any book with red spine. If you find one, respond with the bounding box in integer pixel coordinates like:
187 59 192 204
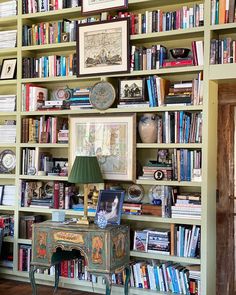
163 59 193 68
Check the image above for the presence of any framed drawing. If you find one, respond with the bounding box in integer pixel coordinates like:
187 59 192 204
76 18 130 77
119 78 146 101
0 58 17 80
95 190 125 225
70 114 136 181
81 0 128 15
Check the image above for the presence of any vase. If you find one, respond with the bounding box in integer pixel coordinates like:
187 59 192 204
138 113 158 143
97 214 107 229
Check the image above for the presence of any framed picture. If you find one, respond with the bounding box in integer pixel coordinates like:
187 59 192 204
95 190 125 225
119 78 146 101
81 0 128 15
76 18 130 77
0 185 4 205
70 114 136 181
0 58 17 80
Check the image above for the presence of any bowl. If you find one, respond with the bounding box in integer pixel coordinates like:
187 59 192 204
170 48 190 59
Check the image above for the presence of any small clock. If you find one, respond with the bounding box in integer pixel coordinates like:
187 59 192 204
0 150 16 173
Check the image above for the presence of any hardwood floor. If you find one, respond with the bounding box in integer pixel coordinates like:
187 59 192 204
0 279 100 294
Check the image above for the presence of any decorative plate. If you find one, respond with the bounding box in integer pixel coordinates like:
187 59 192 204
127 184 144 203
149 185 165 205
0 150 16 173
89 81 116 110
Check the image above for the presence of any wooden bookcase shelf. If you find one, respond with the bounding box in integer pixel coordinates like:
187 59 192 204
0 0 217 294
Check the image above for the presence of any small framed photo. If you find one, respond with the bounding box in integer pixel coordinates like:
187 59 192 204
76 18 130 77
0 185 4 205
0 58 17 80
95 190 125 225
119 78 146 101
81 0 128 15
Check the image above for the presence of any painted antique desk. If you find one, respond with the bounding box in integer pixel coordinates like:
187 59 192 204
30 221 130 295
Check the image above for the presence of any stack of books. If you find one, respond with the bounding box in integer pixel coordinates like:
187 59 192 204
122 203 142 215
65 88 92 110
171 192 201 219
1 185 16 206
0 30 17 48
164 81 193 105
30 197 53 208
0 95 16 112
0 121 16 143
0 1 17 17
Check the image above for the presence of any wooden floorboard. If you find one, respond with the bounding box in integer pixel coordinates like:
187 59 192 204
0 279 100 294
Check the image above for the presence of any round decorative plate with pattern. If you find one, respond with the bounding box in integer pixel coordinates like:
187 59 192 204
127 184 144 203
0 150 16 173
89 81 116 110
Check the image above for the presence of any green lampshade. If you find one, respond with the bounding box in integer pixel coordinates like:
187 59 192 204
68 156 103 184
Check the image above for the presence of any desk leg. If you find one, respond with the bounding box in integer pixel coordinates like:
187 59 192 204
53 264 60 294
103 274 112 295
124 266 130 295
29 265 38 295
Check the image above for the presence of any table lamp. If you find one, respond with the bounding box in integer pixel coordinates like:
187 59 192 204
68 156 103 225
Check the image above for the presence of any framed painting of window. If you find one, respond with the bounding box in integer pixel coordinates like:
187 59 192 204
70 115 136 181
76 18 130 77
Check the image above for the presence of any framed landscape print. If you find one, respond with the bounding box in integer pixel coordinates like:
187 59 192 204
76 18 130 77
81 0 128 15
70 115 136 181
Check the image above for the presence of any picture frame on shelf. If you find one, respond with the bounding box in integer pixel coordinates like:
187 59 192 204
81 0 128 15
95 190 125 225
0 185 4 204
76 18 130 77
0 58 17 80
70 114 136 181
119 78 146 102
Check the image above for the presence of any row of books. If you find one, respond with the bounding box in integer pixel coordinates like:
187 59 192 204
130 261 200 294
0 1 16 17
175 225 201 258
21 148 68 176
0 95 16 112
0 185 16 206
140 149 202 182
0 121 16 144
18 244 32 272
21 116 65 143
154 111 202 144
116 4 204 35
211 0 236 25
210 38 236 64
19 215 43 239
131 41 204 72
22 20 77 46
20 180 75 209
22 54 76 78
0 214 14 237
21 84 48 112
22 0 80 14
0 30 16 48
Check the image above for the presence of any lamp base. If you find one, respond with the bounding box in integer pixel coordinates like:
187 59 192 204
76 217 89 225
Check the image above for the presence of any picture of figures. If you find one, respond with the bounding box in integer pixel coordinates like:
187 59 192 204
119 79 145 101
95 190 125 225
84 28 122 68
77 19 130 76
